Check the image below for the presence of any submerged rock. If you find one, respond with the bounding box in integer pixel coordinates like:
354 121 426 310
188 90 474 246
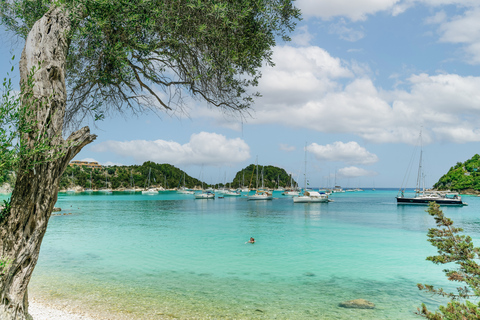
52 207 61 212
339 299 375 309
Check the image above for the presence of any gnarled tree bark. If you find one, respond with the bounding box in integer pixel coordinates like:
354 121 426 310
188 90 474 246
0 6 95 319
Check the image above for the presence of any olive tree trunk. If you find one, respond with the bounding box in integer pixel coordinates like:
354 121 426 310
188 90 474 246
0 6 95 319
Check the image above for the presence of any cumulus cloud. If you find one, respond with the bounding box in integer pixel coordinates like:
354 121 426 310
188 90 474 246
189 43 480 145
307 141 378 165
92 132 250 166
434 7 480 64
337 166 377 178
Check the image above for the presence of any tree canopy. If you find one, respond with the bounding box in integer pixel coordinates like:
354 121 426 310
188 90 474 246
1 0 301 127
434 154 480 192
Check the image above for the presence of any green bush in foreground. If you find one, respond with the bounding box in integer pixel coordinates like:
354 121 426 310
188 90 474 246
417 202 480 319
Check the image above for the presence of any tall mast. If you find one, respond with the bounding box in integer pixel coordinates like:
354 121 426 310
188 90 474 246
415 131 423 194
303 143 307 190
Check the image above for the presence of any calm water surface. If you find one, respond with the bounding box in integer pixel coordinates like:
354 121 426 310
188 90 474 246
4 189 478 319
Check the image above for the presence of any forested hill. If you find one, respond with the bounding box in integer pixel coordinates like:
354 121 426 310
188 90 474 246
232 164 296 189
60 162 297 190
434 154 480 192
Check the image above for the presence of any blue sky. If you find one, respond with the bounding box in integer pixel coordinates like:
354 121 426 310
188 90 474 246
2 0 480 188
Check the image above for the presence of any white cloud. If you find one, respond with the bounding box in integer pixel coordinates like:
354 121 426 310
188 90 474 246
337 166 377 178
102 161 124 167
296 0 402 21
190 45 480 145
254 45 353 106
425 10 447 25
279 144 296 152
307 141 379 165
329 19 365 42
435 8 480 64
92 132 250 166
291 25 313 46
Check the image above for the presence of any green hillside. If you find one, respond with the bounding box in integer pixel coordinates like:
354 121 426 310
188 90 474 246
60 162 297 190
231 164 296 189
434 154 480 191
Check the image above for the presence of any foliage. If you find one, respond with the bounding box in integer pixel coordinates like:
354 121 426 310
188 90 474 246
232 164 296 189
417 202 480 319
0 59 66 176
60 161 296 190
61 161 204 189
0 198 11 223
434 154 480 191
0 255 12 278
0 0 301 127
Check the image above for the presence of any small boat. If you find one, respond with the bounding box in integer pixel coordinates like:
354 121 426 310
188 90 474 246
194 191 215 199
248 190 273 200
223 190 241 197
142 188 158 195
282 190 300 196
293 190 329 203
178 187 195 195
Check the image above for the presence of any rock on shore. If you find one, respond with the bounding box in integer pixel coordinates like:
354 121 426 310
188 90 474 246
339 298 375 309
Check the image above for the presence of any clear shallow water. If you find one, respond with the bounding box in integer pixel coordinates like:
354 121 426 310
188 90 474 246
4 189 478 319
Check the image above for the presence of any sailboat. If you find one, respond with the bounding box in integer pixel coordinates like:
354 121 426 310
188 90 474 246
66 171 76 193
223 181 241 197
238 171 250 192
142 168 158 195
293 144 329 203
282 174 299 196
178 172 194 194
84 172 93 193
396 132 466 206
124 171 136 193
248 164 273 201
194 180 215 199
99 169 112 194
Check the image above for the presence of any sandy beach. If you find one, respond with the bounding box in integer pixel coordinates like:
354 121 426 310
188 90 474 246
29 300 97 320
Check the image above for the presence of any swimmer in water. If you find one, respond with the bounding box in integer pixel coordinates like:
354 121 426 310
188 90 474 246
246 237 255 244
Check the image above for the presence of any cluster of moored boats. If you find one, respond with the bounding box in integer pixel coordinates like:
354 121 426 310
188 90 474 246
191 187 331 202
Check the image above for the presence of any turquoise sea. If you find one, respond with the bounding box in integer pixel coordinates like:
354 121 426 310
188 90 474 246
4 189 479 319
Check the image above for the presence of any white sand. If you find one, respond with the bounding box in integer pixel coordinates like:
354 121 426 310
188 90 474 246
28 300 97 320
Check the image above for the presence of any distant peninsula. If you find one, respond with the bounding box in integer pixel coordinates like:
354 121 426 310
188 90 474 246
434 154 480 194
